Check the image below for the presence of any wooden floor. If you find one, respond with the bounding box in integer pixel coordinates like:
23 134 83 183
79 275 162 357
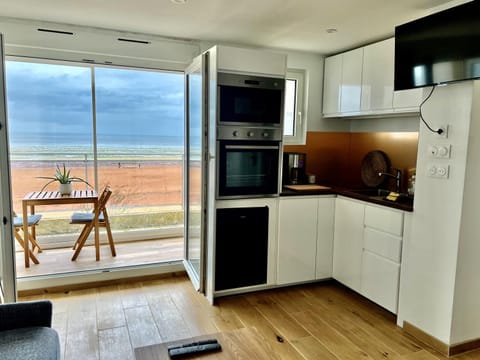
16 238 184 278
19 274 480 360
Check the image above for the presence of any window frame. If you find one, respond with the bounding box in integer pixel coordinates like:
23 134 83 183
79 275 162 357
5 56 186 247
283 68 307 145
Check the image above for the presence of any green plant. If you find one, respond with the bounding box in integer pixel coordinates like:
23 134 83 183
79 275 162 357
37 163 92 191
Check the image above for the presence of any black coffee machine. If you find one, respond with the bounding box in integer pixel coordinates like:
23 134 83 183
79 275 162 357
283 152 307 185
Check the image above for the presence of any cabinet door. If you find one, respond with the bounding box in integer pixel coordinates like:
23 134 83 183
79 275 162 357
361 250 400 314
361 38 394 112
393 88 424 111
364 227 402 263
323 54 343 115
333 197 365 292
316 197 335 279
217 45 287 77
277 198 318 284
364 204 404 236
340 47 363 113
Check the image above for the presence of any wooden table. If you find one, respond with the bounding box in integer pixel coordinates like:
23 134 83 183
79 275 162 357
134 328 282 360
22 190 98 268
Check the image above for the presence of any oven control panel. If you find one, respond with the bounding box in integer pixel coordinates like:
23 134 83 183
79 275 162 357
217 126 282 141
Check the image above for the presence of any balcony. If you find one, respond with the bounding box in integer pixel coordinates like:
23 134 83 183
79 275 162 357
15 236 184 278
10 152 188 279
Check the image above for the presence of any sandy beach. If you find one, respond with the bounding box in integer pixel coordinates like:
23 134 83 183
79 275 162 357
10 161 200 212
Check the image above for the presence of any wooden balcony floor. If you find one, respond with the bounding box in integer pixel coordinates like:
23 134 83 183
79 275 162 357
16 237 184 278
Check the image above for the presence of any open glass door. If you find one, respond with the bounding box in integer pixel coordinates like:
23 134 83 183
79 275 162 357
0 34 16 303
184 53 208 292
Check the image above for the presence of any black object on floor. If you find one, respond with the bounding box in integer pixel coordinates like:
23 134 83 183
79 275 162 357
167 338 218 351
168 342 222 358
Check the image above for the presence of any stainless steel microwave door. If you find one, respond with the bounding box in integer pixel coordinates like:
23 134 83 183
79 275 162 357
184 53 207 294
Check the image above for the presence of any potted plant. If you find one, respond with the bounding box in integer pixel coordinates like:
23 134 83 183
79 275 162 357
38 163 92 195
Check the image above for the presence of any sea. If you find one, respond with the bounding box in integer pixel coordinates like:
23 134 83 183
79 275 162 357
8 132 199 167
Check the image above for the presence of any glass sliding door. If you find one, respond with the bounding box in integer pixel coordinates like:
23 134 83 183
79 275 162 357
0 34 16 302
4 56 186 279
95 66 185 241
184 54 207 291
5 60 94 249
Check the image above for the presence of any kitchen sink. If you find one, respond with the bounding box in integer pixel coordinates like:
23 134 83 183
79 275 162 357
343 188 414 207
346 188 391 197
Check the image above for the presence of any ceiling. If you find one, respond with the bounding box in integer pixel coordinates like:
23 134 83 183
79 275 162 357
0 0 468 55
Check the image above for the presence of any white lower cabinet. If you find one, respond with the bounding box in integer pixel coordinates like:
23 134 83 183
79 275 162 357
361 204 403 314
333 197 405 314
278 195 405 314
361 250 400 313
316 197 335 279
277 196 334 285
332 197 365 292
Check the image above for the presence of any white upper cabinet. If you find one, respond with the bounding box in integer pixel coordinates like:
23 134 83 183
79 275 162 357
323 38 423 117
393 88 424 111
361 38 394 112
323 54 343 115
340 48 364 113
216 45 287 77
322 48 363 116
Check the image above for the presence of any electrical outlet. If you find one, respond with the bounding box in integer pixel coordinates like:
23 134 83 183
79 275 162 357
428 144 451 158
437 125 449 138
427 164 450 179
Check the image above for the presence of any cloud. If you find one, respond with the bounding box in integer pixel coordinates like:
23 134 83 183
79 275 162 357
5 60 185 142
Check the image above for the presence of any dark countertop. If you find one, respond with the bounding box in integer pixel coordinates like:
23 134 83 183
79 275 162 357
280 185 414 212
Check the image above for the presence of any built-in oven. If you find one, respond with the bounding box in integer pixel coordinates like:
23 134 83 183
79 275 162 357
216 126 282 199
217 72 285 127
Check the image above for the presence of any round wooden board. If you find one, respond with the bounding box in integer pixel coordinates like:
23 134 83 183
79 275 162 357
360 150 390 187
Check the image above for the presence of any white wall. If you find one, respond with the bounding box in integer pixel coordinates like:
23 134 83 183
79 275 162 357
450 81 480 344
350 115 420 132
399 81 473 344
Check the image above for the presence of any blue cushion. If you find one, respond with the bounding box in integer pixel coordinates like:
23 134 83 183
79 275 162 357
71 212 104 223
13 214 42 227
0 327 60 360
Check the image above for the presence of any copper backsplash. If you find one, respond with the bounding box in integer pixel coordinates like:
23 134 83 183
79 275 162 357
284 131 419 192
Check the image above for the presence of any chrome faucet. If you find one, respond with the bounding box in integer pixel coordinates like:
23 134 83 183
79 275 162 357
378 168 402 193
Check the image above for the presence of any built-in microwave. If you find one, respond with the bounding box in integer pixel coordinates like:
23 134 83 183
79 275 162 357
217 72 285 127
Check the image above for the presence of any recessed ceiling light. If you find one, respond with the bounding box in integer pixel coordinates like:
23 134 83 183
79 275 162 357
326 28 338 34
171 0 187 3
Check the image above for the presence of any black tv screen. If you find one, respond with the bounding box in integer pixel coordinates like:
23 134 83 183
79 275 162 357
395 0 480 91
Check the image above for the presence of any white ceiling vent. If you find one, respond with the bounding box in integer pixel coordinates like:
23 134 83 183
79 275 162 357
117 38 150 45
37 28 74 35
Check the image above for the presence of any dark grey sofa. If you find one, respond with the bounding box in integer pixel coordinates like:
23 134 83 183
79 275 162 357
0 300 60 360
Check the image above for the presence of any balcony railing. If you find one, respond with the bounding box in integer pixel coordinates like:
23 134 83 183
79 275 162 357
9 149 189 248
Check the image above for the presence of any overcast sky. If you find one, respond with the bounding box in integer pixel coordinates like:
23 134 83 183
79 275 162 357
5 61 185 147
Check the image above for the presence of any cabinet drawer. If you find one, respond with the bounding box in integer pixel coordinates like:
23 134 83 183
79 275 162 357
364 205 404 236
361 250 400 314
363 227 402 263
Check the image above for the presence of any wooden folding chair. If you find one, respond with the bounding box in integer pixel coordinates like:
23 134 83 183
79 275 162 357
70 186 116 261
13 213 43 265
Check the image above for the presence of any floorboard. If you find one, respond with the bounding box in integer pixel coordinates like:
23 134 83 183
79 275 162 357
19 274 480 359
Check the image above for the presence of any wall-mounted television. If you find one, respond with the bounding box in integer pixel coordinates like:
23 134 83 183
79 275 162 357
394 0 480 91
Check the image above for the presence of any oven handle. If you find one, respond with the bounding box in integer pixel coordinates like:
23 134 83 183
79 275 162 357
224 145 280 150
